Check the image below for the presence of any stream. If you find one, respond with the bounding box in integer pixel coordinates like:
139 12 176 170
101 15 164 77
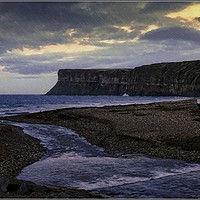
2 120 200 198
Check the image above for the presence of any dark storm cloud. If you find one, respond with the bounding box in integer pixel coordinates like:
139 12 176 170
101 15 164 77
0 2 115 34
0 2 199 77
141 2 190 13
0 2 109 52
141 26 200 43
0 3 104 29
0 2 195 53
0 2 142 53
0 30 69 53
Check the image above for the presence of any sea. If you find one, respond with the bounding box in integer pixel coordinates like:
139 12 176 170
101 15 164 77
0 95 192 117
1 95 200 198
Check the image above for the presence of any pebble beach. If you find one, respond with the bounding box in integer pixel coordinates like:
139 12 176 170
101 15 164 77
1 99 200 197
3 99 200 163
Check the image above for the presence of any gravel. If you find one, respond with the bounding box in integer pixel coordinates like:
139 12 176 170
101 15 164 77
3 99 200 163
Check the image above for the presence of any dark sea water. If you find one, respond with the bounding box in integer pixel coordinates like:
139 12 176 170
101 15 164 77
0 95 191 117
1 95 200 198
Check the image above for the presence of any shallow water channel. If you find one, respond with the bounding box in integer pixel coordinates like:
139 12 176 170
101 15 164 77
3 121 200 198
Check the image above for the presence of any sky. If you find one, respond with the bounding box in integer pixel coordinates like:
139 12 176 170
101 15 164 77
0 2 200 94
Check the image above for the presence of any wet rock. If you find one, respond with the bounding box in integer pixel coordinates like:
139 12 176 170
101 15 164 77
17 183 33 195
57 191 70 198
0 176 9 192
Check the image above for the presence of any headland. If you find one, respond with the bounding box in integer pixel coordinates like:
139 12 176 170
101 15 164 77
47 60 200 97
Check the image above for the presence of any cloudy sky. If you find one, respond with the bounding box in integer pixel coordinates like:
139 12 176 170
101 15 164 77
0 2 200 94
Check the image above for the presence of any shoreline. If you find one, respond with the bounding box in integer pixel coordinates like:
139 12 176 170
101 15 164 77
0 124 45 178
1 99 200 197
0 124 105 198
2 99 200 163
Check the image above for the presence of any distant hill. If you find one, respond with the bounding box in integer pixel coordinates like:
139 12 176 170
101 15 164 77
46 60 200 97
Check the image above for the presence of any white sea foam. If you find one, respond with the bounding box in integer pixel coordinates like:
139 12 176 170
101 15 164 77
153 164 200 180
76 176 150 190
0 95 191 117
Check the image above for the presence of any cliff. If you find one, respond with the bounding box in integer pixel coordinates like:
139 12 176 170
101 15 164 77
46 60 200 96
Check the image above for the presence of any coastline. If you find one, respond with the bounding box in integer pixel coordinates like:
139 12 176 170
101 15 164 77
1 99 200 197
2 99 200 163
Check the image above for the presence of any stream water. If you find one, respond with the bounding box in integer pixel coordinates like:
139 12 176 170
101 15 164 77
2 121 200 198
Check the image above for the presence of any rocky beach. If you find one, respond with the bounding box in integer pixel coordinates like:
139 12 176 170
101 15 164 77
2 99 200 163
1 99 200 197
0 124 44 178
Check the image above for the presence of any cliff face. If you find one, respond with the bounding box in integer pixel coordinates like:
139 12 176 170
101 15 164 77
46 60 200 96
